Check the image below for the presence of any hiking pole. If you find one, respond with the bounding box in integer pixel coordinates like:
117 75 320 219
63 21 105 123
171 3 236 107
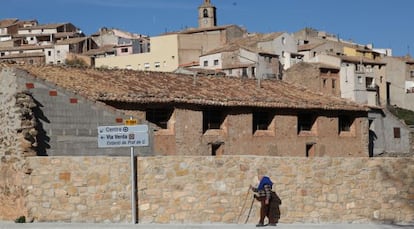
244 195 255 224
237 186 251 223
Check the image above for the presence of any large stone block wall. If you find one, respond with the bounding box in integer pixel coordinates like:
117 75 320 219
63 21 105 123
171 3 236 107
14 156 414 224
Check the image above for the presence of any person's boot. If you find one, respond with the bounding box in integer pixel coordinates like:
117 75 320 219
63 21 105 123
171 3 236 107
256 223 265 227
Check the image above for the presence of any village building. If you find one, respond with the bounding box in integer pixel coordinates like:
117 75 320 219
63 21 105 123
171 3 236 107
284 52 413 156
1 64 371 157
94 0 246 72
382 55 414 111
0 20 97 65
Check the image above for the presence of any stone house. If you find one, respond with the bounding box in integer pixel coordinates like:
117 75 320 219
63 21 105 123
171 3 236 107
284 55 413 156
90 27 150 56
285 62 341 97
0 18 37 42
94 0 246 71
199 44 280 79
0 21 96 65
3 64 371 157
382 56 414 111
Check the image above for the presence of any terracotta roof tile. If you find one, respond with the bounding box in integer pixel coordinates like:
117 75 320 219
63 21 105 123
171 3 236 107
13 65 368 111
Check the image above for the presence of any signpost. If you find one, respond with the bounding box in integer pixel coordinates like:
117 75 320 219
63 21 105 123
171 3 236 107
97 123 148 224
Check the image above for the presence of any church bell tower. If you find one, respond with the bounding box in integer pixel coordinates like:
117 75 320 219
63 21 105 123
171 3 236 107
198 0 217 29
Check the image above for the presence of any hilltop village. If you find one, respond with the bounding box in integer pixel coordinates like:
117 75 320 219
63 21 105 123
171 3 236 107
0 0 414 226
1 0 414 158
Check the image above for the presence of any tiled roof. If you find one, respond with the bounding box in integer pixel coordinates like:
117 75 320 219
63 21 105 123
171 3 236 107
0 52 44 59
13 65 368 111
55 37 87 45
18 23 69 30
0 18 18 28
298 42 325 51
340 56 386 65
0 45 53 51
174 25 239 35
82 45 116 56
201 32 285 56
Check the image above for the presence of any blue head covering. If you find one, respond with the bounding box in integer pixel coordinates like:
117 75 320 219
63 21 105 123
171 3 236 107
257 176 273 190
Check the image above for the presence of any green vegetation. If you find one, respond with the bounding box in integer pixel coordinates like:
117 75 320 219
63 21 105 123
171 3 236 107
388 105 414 125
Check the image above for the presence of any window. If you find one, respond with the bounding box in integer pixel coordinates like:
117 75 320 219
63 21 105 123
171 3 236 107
214 59 219 66
332 79 336 89
339 115 353 132
203 9 209 17
298 114 316 133
203 60 208 67
146 109 173 129
253 111 273 133
0 52 4 57
242 67 248 78
322 79 327 88
410 71 414 78
203 109 225 133
366 77 375 90
281 37 286 45
144 63 150 69
393 127 401 138
48 51 51 56
154 62 160 68
121 48 128 53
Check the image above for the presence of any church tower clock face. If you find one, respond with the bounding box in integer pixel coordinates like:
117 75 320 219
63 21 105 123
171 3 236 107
198 0 217 28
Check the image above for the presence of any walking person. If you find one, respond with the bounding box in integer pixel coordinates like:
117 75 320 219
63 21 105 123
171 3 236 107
250 175 277 227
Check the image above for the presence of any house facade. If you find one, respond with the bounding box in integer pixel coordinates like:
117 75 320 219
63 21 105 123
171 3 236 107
256 32 302 70
285 62 341 97
95 25 246 72
7 64 371 157
382 56 414 111
199 45 280 79
94 0 246 72
284 54 413 155
90 27 150 56
0 21 93 65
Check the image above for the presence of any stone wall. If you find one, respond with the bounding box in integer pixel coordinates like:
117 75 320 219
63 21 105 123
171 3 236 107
12 156 414 224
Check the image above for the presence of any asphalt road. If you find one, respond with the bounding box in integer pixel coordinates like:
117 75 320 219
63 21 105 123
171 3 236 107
1 222 413 229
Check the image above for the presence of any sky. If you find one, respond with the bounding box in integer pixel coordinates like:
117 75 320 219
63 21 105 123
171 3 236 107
2 0 413 57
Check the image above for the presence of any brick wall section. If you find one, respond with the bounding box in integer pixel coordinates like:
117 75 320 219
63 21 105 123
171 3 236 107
16 156 414 224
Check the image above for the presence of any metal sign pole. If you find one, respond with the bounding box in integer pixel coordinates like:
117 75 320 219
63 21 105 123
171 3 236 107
131 145 136 224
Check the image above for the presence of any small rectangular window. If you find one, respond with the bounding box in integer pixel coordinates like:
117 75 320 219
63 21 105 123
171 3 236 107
154 62 160 68
203 109 225 133
298 114 316 133
410 71 414 78
121 48 128 53
393 127 401 138
48 51 51 56
144 63 150 69
214 59 219 66
146 109 173 129
253 111 272 133
242 67 248 77
339 115 353 132
332 79 336 89
203 60 208 67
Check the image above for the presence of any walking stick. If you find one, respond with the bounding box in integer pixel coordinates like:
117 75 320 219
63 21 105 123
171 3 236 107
237 186 251 223
244 195 255 224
